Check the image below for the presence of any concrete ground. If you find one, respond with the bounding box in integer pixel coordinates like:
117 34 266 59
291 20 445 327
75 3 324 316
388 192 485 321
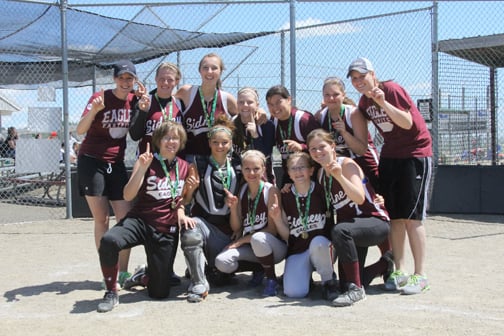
1 201 503 335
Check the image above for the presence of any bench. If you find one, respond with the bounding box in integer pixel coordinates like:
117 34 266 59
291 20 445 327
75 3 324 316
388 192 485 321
7 170 66 205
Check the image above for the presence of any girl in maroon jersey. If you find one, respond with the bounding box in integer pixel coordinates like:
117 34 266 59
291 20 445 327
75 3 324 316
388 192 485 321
317 77 380 191
175 53 237 162
96 121 198 313
317 77 392 283
215 150 286 296
348 57 432 295
270 152 337 299
266 85 319 186
307 129 391 307
128 62 186 286
129 62 185 155
77 60 140 287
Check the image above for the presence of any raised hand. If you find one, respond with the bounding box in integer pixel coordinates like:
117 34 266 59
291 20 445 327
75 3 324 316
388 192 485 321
269 193 281 221
325 159 342 178
224 188 238 209
283 139 302 153
138 142 153 168
135 81 147 97
185 167 200 191
245 112 258 138
367 86 385 106
91 88 105 113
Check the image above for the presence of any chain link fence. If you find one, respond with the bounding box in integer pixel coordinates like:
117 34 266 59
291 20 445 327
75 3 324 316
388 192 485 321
0 0 503 221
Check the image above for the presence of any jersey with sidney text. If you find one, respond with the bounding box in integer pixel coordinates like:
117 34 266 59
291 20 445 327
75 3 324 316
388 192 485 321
282 181 328 256
318 157 389 224
128 157 190 234
182 86 231 157
239 182 273 236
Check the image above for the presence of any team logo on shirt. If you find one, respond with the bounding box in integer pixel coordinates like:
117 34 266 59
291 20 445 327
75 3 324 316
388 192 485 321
145 176 184 200
287 213 326 238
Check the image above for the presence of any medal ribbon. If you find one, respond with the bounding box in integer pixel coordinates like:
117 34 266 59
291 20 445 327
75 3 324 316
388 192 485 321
323 172 333 215
247 181 264 232
328 105 345 141
154 93 173 121
279 114 293 143
210 156 231 190
155 153 179 201
199 87 218 128
294 184 312 234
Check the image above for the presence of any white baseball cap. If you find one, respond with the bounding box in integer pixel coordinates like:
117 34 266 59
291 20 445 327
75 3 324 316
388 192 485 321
346 57 374 78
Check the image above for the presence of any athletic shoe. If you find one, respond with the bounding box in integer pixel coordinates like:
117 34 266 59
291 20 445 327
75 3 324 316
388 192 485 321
248 270 265 287
401 274 430 295
384 270 409 291
322 279 340 301
206 267 235 287
262 278 278 297
118 271 132 288
123 264 147 290
187 281 209 303
97 291 119 313
331 283 366 307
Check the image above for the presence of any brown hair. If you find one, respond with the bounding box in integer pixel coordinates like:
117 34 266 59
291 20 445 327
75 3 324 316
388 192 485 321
322 77 356 106
199 53 225 89
151 120 187 153
286 151 314 169
208 115 235 140
306 128 335 148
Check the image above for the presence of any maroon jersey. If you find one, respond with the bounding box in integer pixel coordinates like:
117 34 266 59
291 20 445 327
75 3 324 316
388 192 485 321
357 81 432 158
282 181 328 256
319 105 380 189
318 157 389 224
136 95 183 154
238 182 274 236
273 107 319 170
128 157 190 234
182 86 232 157
79 89 136 163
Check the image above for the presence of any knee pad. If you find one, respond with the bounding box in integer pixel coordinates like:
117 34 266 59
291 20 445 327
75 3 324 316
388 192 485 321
181 228 203 249
181 228 206 287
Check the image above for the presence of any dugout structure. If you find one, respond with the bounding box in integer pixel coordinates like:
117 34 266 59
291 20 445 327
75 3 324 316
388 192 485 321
430 33 504 214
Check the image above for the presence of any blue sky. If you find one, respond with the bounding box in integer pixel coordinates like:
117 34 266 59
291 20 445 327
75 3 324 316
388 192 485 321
2 1 503 145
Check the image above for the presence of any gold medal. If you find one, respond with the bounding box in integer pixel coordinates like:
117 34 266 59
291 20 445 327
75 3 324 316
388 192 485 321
301 231 309 239
171 201 177 209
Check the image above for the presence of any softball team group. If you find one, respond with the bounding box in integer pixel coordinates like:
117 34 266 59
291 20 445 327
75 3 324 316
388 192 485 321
75 54 432 313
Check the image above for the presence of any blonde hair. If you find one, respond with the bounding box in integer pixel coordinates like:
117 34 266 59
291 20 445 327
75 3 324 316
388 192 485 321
156 62 181 80
237 87 259 102
241 149 266 166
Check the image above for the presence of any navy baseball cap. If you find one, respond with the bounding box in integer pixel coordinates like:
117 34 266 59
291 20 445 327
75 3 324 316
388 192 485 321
346 57 374 78
113 60 137 77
